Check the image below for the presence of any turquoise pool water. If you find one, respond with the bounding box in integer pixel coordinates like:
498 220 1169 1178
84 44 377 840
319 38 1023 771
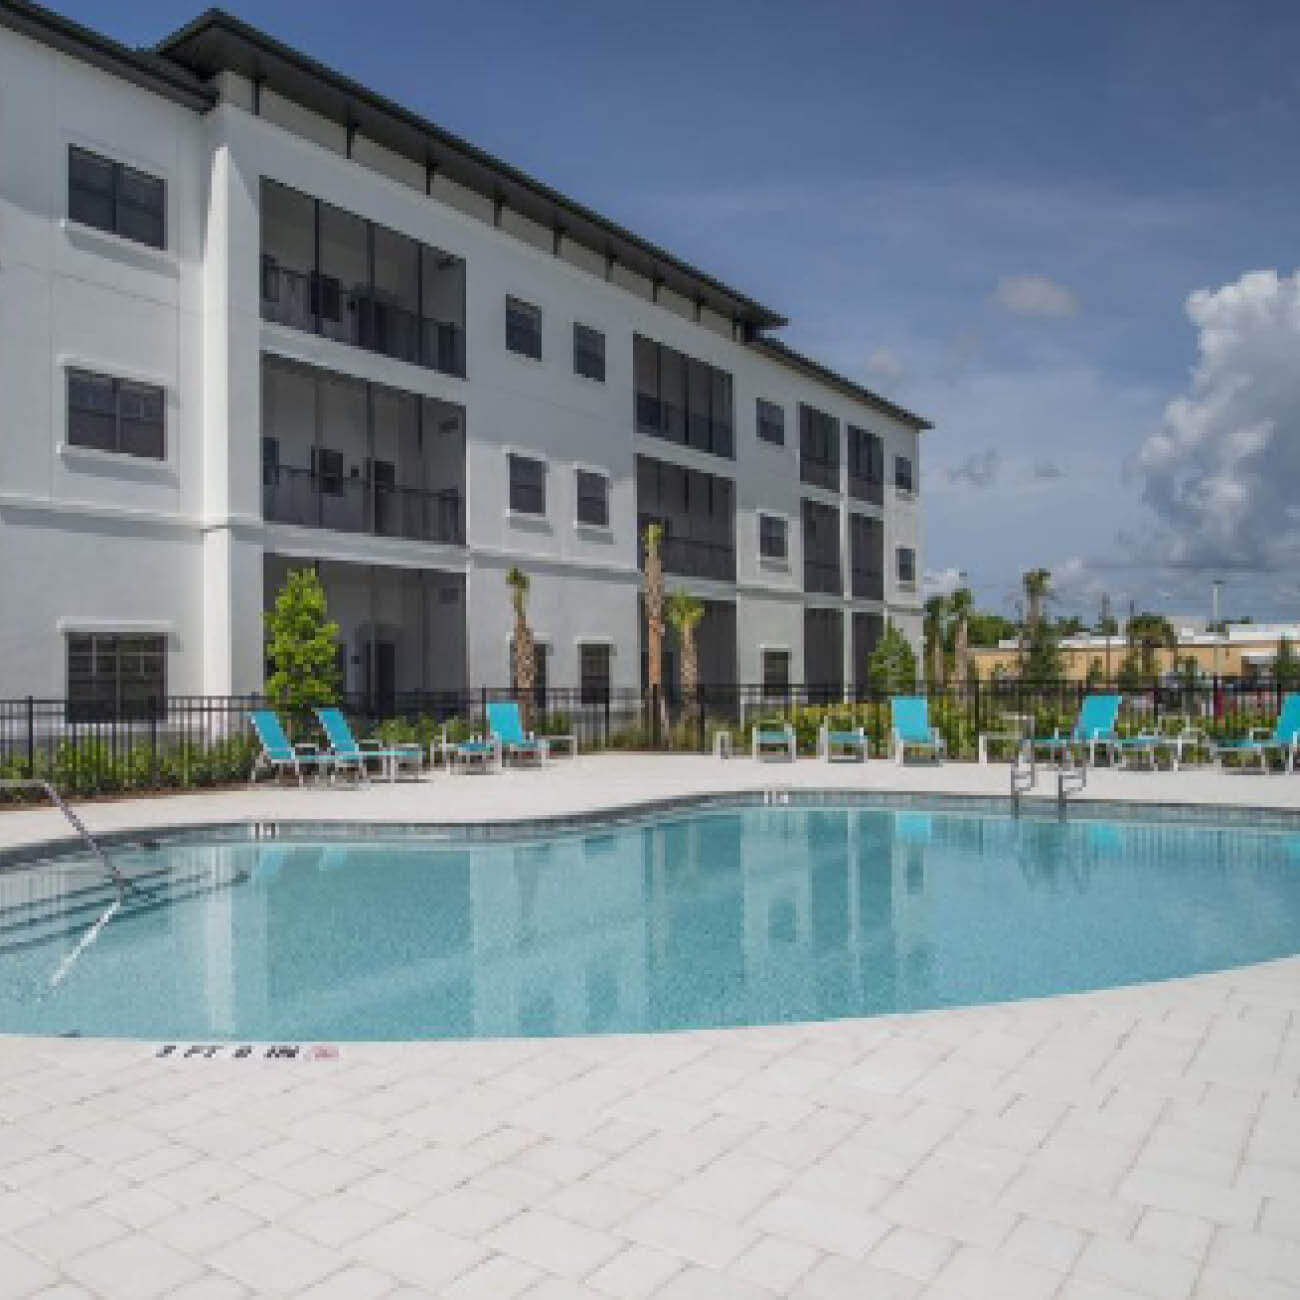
3 803 1300 1040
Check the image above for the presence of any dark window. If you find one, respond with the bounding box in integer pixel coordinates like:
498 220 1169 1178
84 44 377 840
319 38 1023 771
762 649 790 695
574 324 605 381
895 455 915 493
850 513 884 600
635 453 736 582
758 514 787 560
897 546 916 585
509 453 546 515
259 178 465 377
580 643 611 704
799 404 839 490
311 447 344 497
802 499 841 595
848 425 884 505
756 399 785 446
804 608 844 697
261 437 279 487
68 146 165 249
67 369 164 459
632 334 733 458
506 297 542 359
576 471 609 527
67 633 165 722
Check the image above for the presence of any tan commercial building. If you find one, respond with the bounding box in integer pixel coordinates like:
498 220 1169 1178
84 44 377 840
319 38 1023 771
968 623 1300 682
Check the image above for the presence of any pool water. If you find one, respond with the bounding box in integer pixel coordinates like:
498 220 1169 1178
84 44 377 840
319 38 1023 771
3 804 1300 1040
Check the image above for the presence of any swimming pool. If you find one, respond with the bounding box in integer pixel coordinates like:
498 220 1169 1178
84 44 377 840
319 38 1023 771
3 798 1300 1040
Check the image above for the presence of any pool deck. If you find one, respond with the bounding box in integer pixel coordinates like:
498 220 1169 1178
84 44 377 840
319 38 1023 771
1 756 1298 1298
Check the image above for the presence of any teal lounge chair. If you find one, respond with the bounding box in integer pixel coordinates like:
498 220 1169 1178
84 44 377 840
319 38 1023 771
1031 694 1120 767
487 701 548 766
1212 693 1300 773
891 697 945 764
315 707 421 782
248 710 334 785
818 721 867 762
752 721 796 761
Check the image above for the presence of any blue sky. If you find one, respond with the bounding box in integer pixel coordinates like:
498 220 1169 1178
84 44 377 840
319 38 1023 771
70 0 1300 622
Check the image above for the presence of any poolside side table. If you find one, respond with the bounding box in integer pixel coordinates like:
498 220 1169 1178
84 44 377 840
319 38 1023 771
538 733 577 760
979 714 1034 765
376 743 423 782
713 730 733 759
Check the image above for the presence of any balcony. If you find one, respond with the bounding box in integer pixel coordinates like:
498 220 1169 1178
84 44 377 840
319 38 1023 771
263 464 464 545
847 472 883 506
800 455 839 492
260 260 466 378
852 566 883 600
637 518 735 583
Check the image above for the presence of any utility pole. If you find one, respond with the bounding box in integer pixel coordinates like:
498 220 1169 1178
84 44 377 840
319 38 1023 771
1211 578 1223 679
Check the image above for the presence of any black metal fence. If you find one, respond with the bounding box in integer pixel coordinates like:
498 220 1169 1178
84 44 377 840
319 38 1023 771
0 678 1294 799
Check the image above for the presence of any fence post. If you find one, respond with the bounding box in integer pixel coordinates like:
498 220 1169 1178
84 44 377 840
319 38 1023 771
25 695 34 779
480 685 488 737
150 700 159 788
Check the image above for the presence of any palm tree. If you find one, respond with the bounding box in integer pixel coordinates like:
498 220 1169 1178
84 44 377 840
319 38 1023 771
923 594 948 688
1022 568 1052 631
949 586 973 684
665 590 705 731
642 522 669 737
506 566 534 727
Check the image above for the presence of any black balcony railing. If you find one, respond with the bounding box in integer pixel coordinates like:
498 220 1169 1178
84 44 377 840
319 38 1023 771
260 261 466 378
800 455 839 491
852 567 884 600
263 465 463 544
804 558 842 595
637 525 735 582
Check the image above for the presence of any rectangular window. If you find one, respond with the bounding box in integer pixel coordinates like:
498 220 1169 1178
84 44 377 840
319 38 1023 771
573 323 605 381
575 470 609 527
895 455 915 493
509 453 546 515
580 643 612 704
848 425 884 505
67 632 165 722
758 514 787 561
897 546 917 586
756 399 785 446
762 649 790 695
506 296 542 360
632 334 733 458
67 369 164 459
802 498 841 595
850 513 884 600
799 404 839 490
68 145 165 249
261 437 279 487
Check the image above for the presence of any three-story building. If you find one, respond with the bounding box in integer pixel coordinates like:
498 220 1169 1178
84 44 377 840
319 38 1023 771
0 1 928 713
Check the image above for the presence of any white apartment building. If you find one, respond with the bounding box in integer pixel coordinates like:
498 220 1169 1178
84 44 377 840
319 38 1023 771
0 1 928 716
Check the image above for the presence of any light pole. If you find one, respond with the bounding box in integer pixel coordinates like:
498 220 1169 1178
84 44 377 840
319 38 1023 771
1211 578 1223 679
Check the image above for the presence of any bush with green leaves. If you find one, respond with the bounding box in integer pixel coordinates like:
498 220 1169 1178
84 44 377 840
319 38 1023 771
264 568 340 728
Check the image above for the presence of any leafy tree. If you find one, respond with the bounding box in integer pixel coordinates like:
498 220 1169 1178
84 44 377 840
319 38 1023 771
1055 615 1085 637
1023 618 1063 684
1022 568 1052 630
868 620 918 695
966 611 1018 647
506 566 535 727
1276 636 1300 689
1096 614 1120 637
1175 655 1201 688
665 590 705 727
1116 650 1143 691
1086 656 1105 686
264 568 340 727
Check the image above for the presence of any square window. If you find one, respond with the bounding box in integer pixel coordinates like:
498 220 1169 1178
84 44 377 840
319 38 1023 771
756 399 784 446
576 470 609 527
758 514 787 560
897 546 916 585
509 452 546 515
506 296 542 360
67 632 165 722
574 323 605 381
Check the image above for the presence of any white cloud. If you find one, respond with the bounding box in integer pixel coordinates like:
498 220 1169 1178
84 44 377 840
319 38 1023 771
1137 268 1300 572
923 567 965 598
993 274 1079 318
864 346 905 390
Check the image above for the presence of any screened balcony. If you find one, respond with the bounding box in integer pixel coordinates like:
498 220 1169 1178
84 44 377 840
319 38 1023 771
636 454 736 583
802 499 841 595
260 179 466 378
261 355 465 545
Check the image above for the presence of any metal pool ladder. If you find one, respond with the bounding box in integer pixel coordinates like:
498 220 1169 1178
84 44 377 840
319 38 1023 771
1056 756 1087 820
1010 743 1035 816
0 778 130 898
